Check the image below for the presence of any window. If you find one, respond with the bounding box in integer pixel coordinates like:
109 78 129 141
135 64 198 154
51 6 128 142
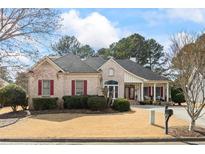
76 80 84 95
104 80 118 85
42 80 50 96
104 80 118 99
108 68 114 76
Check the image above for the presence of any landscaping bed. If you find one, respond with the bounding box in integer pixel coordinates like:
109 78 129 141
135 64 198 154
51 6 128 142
0 110 28 119
0 109 29 128
169 126 205 137
30 108 120 115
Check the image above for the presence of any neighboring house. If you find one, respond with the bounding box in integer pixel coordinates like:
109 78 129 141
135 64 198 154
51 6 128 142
27 53 169 109
0 77 9 88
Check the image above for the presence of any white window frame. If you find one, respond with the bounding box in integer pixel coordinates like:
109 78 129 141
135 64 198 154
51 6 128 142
104 80 118 99
108 68 114 76
75 80 84 96
42 80 50 97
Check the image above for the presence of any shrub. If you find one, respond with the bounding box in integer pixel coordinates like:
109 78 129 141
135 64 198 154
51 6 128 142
139 101 146 105
87 96 107 111
63 96 89 109
32 97 58 110
144 99 152 105
0 84 26 111
21 97 28 110
171 87 186 105
112 98 130 112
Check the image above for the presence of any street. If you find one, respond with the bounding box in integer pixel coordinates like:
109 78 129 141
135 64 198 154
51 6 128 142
0 141 205 145
133 105 205 127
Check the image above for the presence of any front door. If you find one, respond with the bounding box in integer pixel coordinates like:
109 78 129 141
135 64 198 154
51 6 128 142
129 87 135 99
125 85 135 100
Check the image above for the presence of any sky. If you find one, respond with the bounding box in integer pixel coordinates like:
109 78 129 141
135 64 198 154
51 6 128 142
16 8 205 67
58 8 205 50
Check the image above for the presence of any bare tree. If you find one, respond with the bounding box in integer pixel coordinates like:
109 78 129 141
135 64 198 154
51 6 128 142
15 71 28 92
0 8 61 71
170 32 205 131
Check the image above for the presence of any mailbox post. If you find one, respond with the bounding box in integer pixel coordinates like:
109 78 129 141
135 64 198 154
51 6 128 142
164 105 173 134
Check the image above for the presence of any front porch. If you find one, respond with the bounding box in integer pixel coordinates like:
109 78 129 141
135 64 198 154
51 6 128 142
124 82 169 103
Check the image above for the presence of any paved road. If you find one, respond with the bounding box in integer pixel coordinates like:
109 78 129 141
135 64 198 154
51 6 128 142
132 105 205 127
0 141 205 145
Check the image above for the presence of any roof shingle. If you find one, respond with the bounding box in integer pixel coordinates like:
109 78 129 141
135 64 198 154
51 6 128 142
84 56 107 70
52 53 98 73
115 59 168 81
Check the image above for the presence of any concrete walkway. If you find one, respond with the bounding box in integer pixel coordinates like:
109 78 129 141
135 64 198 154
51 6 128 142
132 105 205 127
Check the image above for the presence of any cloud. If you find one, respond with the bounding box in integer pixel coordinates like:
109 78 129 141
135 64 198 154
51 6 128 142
166 9 205 24
143 9 205 26
60 10 123 49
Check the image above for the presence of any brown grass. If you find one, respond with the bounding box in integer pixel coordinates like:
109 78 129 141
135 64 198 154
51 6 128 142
0 107 188 139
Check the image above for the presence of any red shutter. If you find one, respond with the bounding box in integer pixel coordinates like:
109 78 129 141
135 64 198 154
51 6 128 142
50 80 54 95
72 80 75 96
160 87 163 98
38 80 42 96
84 80 87 95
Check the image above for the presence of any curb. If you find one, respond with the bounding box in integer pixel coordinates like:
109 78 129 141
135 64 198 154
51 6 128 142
1 137 205 142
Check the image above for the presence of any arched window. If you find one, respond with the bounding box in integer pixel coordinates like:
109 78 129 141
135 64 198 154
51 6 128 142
104 80 118 99
108 68 114 76
104 80 118 85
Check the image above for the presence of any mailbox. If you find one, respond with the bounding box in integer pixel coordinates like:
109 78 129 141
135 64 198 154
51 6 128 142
165 109 173 116
164 106 174 134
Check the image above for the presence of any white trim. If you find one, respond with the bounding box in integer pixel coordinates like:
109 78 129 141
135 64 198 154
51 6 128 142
98 58 169 82
154 83 156 101
166 82 169 102
42 80 51 97
30 57 65 73
103 80 119 99
98 58 147 81
75 80 84 96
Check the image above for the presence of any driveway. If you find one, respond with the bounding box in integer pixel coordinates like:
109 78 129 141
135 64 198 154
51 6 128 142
132 105 205 127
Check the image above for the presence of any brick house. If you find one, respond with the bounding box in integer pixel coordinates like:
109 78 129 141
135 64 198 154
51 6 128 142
27 53 169 109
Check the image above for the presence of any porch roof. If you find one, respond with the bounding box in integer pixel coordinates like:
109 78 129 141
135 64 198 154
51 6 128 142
115 59 168 81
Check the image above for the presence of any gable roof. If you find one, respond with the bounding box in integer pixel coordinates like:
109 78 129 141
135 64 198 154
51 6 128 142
30 56 65 72
84 56 107 70
83 56 168 81
52 53 98 73
114 59 168 81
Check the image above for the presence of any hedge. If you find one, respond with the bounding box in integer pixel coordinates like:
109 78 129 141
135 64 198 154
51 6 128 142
62 96 89 109
87 96 107 111
32 97 58 110
112 98 130 112
0 84 27 111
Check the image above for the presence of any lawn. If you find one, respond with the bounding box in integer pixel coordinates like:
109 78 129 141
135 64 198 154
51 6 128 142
0 107 188 139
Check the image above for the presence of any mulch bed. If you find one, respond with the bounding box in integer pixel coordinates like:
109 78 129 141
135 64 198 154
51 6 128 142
169 126 205 137
0 110 29 128
0 110 28 119
30 108 122 115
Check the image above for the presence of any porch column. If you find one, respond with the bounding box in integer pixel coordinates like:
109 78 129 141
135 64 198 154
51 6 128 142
141 82 144 101
153 83 156 102
166 82 169 102
163 84 165 100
